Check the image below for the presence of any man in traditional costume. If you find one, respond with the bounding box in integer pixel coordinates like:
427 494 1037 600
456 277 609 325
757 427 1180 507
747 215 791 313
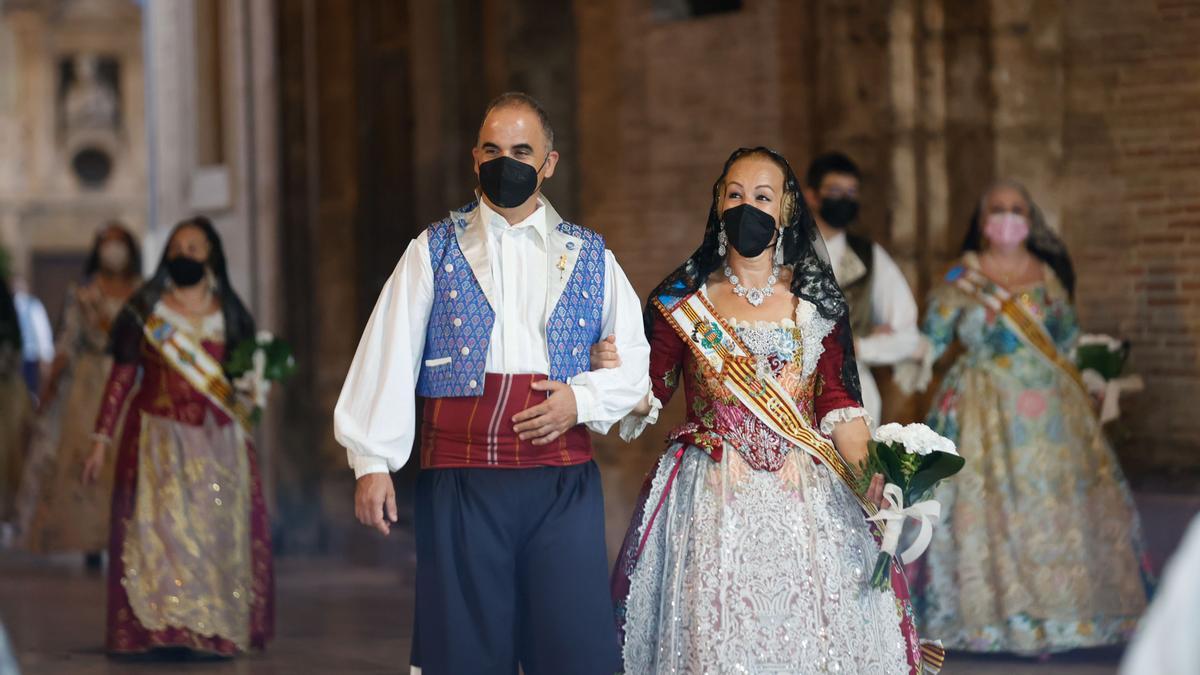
335 92 650 675
803 152 921 424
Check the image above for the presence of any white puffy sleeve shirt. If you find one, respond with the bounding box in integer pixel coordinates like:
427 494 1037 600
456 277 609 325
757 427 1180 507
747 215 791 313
825 233 922 366
334 208 650 478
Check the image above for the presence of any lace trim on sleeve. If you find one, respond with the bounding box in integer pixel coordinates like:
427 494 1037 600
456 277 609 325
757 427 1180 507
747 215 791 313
818 405 873 436
619 393 663 442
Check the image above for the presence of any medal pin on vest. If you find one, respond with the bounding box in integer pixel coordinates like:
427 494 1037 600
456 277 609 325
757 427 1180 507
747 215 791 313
544 207 585 319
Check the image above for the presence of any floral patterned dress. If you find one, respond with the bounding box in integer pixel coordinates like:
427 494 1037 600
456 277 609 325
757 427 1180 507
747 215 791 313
612 289 922 675
914 253 1151 654
16 283 124 552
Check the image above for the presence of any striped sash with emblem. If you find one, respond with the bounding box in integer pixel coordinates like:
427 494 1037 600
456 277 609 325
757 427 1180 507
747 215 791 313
142 311 253 431
654 291 875 514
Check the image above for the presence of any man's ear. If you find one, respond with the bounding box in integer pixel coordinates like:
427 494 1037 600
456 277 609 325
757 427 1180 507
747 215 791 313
542 150 560 180
471 146 483 177
802 186 820 210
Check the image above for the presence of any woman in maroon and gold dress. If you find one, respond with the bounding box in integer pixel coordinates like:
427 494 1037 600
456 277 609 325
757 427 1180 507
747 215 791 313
604 148 940 674
82 217 273 656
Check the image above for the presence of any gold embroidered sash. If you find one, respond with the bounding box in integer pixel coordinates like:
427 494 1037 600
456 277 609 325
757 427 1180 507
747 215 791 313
653 292 874 514
142 311 253 431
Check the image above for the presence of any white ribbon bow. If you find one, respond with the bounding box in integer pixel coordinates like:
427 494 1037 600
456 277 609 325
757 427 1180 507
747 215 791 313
866 483 942 564
1082 368 1144 424
233 346 272 410
250 347 271 408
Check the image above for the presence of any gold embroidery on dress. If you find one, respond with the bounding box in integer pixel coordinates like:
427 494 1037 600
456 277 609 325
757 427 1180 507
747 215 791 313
121 413 253 649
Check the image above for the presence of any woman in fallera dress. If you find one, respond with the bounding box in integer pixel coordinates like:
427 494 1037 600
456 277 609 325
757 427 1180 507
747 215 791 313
16 224 141 560
902 180 1152 655
82 217 273 656
606 147 939 674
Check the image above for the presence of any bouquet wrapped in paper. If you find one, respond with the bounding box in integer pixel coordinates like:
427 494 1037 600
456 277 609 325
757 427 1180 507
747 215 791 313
226 330 297 424
1073 334 1143 424
856 423 964 591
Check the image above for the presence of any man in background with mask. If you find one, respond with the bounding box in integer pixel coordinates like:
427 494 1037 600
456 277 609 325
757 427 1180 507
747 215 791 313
335 92 649 675
803 152 920 425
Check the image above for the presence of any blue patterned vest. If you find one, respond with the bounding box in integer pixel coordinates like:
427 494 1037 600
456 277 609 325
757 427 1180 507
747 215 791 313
416 202 606 398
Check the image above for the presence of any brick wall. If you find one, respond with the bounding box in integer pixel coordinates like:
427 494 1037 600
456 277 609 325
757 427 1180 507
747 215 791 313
269 0 1199 553
1061 0 1200 477
572 0 1200 551
575 0 812 554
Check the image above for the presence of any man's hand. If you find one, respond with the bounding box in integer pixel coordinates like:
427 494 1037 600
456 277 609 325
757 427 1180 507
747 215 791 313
590 335 621 370
355 473 397 536
512 380 578 446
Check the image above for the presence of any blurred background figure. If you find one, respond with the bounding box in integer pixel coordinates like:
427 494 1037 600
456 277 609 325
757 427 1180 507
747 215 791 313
899 181 1153 655
83 218 272 656
13 224 141 566
10 279 52 407
0 274 32 546
0 621 16 675
803 152 921 425
1121 514 1200 675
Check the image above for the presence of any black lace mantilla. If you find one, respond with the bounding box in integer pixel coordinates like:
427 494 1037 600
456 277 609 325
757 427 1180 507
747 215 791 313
646 146 863 406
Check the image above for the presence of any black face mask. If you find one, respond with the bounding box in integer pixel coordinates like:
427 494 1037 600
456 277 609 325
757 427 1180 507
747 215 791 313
722 204 778 258
165 256 207 287
478 155 546 209
819 197 859 229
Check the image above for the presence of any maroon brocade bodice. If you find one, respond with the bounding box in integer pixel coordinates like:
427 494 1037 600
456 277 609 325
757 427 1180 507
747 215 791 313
94 309 233 441
646 295 862 471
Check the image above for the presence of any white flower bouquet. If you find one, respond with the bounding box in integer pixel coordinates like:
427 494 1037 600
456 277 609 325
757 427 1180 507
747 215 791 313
856 423 964 590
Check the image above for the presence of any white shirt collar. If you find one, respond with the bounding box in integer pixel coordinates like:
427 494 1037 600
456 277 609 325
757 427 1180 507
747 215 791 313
478 196 549 242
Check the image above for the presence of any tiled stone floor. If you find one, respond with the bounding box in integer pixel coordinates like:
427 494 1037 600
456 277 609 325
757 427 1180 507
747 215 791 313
0 553 1127 675
3 487 1195 674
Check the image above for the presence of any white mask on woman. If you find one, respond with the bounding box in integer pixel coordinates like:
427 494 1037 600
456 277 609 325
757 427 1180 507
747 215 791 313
98 241 130 273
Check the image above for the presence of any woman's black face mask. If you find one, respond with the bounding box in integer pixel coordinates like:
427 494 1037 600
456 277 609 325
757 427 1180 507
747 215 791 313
723 204 778 258
166 256 206 287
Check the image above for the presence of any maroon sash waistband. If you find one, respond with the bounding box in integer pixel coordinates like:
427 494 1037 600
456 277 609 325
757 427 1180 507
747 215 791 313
420 373 593 469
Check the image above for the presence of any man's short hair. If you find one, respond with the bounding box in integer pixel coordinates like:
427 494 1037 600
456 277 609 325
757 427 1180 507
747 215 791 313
805 152 861 190
479 92 554 151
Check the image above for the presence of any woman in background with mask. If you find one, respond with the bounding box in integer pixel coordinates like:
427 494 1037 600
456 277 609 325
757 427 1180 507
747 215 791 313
15 223 140 562
900 180 1152 655
82 217 273 657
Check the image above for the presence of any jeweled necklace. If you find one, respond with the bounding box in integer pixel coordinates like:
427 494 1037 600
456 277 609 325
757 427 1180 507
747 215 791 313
724 263 779 307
